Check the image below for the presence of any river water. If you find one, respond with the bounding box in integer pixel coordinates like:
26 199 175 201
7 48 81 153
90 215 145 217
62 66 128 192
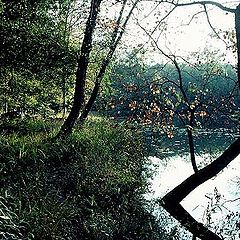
147 130 240 239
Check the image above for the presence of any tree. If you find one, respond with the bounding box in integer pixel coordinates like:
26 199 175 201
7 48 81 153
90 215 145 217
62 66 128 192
0 0 77 115
113 1 240 238
149 1 240 239
58 0 140 136
163 1 240 87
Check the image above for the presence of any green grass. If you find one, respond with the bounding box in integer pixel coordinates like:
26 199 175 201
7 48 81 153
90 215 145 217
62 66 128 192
0 117 166 239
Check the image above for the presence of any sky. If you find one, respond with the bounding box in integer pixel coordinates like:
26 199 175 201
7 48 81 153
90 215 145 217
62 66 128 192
121 0 239 64
165 1 237 57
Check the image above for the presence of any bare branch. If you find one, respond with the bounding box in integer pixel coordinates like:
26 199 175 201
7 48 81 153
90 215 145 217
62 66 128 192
203 5 228 46
162 1 236 13
150 5 177 35
140 1 162 21
181 10 205 26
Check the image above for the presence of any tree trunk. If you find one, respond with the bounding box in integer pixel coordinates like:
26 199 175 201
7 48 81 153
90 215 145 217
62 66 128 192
58 0 102 136
161 137 240 239
187 109 198 173
77 0 138 126
187 128 198 172
235 4 240 88
158 2 240 239
62 72 67 118
79 81 100 124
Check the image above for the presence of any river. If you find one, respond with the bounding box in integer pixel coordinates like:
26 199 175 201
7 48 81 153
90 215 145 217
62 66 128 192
147 129 240 239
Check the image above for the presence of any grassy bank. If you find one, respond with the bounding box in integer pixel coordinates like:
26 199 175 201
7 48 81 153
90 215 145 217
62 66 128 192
0 117 166 239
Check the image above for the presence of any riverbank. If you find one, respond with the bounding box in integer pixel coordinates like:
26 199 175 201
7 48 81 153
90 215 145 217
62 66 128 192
0 117 166 239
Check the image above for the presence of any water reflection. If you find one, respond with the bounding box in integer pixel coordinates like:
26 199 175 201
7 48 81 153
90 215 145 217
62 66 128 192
148 128 238 158
148 141 240 239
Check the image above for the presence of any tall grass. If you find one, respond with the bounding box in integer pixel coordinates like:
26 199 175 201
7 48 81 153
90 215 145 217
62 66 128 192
0 117 166 239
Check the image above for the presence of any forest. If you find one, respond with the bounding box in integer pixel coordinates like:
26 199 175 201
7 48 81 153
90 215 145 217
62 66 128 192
0 0 240 239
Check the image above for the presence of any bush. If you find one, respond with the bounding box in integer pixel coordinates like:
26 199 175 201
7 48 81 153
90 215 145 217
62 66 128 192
0 117 166 239
0 117 59 135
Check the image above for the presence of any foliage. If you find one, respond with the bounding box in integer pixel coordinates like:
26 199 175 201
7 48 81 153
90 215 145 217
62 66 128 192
0 0 77 115
0 117 59 135
0 118 167 239
0 1 239 239
1 0 76 72
97 51 239 131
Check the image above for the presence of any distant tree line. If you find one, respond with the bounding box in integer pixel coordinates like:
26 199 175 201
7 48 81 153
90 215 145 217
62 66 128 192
96 51 239 130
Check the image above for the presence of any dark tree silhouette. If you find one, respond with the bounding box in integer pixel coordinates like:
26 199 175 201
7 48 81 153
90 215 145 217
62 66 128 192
157 1 240 239
58 0 139 136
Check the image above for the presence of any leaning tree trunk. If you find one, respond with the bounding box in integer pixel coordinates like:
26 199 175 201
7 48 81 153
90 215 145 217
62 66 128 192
236 4 240 87
161 136 240 239
160 2 240 239
58 0 102 136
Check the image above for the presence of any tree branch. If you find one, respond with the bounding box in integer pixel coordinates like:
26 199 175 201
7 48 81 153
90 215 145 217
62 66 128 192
160 137 240 238
203 5 228 46
162 137 240 203
79 0 140 123
164 1 236 13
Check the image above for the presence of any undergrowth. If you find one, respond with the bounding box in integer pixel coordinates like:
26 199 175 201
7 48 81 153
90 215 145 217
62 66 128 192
0 117 166 239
